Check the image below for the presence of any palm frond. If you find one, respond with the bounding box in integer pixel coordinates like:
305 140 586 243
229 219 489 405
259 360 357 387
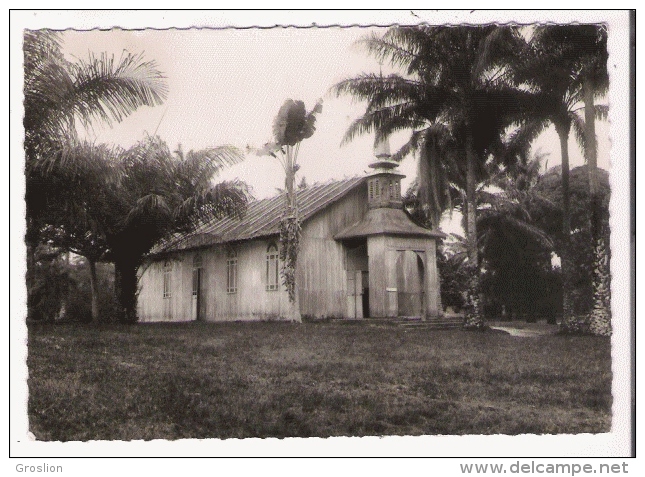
355 31 419 71
124 193 172 228
182 145 244 179
332 74 422 105
500 119 550 166
67 51 168 130
473 26 518 81
341 102 426 145
24 32 168 169
175 180 251 231
391 129 423 162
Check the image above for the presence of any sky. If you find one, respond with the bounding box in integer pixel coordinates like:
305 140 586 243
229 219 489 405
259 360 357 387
59 20 612 204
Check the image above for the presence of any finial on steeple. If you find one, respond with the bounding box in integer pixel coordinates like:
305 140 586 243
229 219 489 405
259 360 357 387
374 135 391 159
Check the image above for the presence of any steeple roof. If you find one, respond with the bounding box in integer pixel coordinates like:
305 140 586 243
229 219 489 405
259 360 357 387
334 208 446 240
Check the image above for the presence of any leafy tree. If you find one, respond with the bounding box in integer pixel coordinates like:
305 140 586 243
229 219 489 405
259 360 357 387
436 238 468 312
27 242 118 323
428 154 558 323
30 141 118 321
333 25 532 328
26 245 75 322
476 156 558 323
256 99 322 322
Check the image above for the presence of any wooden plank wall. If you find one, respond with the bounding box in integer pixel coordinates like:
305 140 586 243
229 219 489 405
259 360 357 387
367 235 440 318
138 238 293 322
138 257 193 322
297 186 368 319
209 239 292 321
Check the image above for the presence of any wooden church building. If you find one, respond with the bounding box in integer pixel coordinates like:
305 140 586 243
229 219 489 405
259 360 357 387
137 140 445 322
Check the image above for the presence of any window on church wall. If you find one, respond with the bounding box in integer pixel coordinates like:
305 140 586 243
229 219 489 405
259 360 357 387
369 180 374 200
192 254 203 296
388 180 393 199
226 249 238 293
163 261 172 299
375 179 380 198
266 243 279 291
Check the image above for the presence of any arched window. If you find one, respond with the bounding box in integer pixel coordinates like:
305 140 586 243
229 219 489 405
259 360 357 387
226 248 238 293
374 179 380 198
193 254 203 269
266 243 279 291
163 260 172 299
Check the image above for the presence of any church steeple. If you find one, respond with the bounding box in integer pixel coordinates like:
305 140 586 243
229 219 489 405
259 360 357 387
367 136 405 209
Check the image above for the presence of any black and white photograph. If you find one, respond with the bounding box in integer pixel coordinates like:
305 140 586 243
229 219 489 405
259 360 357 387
10 9 633 464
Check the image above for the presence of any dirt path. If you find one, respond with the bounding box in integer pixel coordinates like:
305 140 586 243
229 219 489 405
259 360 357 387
489 326 557 337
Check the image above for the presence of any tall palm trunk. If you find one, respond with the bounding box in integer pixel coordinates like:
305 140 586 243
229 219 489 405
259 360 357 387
463 135 484 329
281 151 302 323
554 121 577 331
420 137 444 316
114 258 139 324
583 82 611 336
87 257 100 323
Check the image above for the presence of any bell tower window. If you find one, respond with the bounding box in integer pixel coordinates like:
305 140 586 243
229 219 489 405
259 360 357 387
367 135 405 209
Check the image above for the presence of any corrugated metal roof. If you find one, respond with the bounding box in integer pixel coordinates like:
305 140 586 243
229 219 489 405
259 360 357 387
334 207 447 240
152 176 366 254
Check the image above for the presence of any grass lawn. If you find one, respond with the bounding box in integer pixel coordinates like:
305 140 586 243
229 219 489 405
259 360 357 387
27 321 612 441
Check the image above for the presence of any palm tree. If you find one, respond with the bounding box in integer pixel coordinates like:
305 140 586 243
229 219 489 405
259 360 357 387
516 25 610 334
23 29 167 234
23 29 167 170
38 137 249 324
333 25 531 328
101 136 249 323
576 26 611 336
511 26 592 330
24 29 168 320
